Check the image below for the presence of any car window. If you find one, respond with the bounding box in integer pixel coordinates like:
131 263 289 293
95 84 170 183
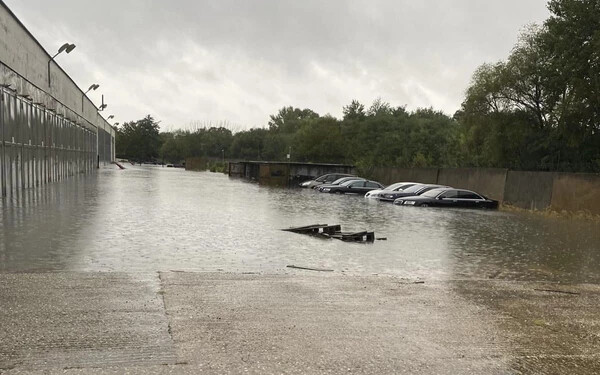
366 182 380 188
440 190 459 198
458 190 482 199
334 177 355 184
395 183 416 191
421 188 445 198
350 181 365 188
416 186 438 194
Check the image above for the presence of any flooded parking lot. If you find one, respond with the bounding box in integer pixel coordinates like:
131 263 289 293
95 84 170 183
2 166 600 374
1 166 599 282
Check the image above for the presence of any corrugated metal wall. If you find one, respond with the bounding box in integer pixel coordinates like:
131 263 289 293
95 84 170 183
0 87 97 198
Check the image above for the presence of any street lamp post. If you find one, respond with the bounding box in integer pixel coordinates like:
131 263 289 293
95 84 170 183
82 84 99 112
48 43 76 87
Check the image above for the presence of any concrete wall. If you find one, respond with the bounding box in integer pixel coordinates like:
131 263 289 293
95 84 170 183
228 162 244 176
373 168 600 215
228 161 355 186
259 164 288 187
371 167 439 186
551 173 600 214
437 168 508 201
503 171 556 211
292 164 355 178
368 167 600 215
0 1 114 146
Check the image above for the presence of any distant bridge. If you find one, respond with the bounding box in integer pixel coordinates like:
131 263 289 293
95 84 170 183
0 1 115 198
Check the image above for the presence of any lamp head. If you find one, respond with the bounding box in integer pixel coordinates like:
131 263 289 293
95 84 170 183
58 43 70 53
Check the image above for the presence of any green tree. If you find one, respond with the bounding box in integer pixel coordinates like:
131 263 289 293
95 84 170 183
459 0 600 171
160 131 187 163
342 100 366 121
231 128 269 160
293 116 346 163
268 106 319 133
116 115 162 162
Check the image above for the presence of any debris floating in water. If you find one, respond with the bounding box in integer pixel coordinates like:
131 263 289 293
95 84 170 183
286 265 334 272
282 224 375 243
533 288 580 295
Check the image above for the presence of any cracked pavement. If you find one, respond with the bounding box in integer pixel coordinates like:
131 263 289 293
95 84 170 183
1 272 599 374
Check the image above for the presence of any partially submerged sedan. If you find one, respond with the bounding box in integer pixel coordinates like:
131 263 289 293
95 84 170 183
299 173 355 188
320 179 385 195
377 184 448 202
315 176 364 192
394 188 499 209
365 182 419 199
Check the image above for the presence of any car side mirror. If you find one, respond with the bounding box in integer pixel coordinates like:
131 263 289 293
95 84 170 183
437 196 444 200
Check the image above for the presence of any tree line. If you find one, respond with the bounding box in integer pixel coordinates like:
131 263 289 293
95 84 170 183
116 0 600 173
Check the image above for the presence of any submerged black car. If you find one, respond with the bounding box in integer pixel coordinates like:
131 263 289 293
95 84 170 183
394 188 499 209
299 173 355 188
364 181 419 199
315 177 364 191
320 179 384 195
377 184 448 202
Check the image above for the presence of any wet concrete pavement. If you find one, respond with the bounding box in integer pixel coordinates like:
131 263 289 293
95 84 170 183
1 271 599 374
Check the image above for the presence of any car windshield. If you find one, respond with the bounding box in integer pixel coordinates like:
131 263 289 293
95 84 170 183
330 177 348 184
400 184 424 193
421 188 447 198
340 179 360 187
314 175 328 182
386 183 409 191
334 177 361 185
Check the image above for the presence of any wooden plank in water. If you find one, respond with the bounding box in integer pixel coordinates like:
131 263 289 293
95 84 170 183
282 224 329 233
283 224 375 243
287 265 334 272
340 231 375 243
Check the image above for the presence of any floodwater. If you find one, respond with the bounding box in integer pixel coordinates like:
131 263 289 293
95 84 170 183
1 166 599 282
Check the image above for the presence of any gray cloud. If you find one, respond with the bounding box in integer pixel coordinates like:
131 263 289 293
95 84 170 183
5 0 550 129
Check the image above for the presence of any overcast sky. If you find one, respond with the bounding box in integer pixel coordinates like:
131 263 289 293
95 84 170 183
6 0 550 131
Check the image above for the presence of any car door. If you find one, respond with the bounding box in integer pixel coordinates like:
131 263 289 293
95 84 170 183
363 181 381 194
347 181 366 194
457 190 482 208
437 190 459 206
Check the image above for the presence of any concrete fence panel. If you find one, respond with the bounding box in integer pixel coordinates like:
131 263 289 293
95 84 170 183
503 171 556 210
371 167 439 186
551 173 600 214
437 168 508 201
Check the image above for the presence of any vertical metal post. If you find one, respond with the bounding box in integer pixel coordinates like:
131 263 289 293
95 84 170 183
7 93 13 197
0 90 5 197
